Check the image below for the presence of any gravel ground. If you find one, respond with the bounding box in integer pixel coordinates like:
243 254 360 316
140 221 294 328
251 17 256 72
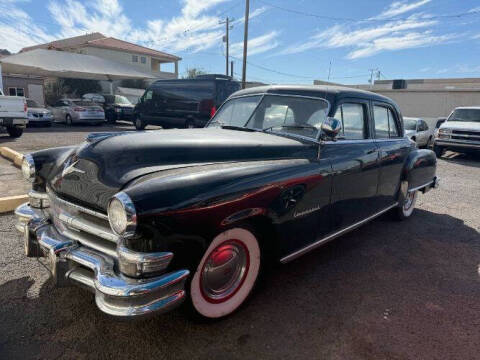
0 124 479 359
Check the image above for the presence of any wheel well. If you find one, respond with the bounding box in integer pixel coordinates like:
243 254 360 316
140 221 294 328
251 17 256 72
243 215 278 261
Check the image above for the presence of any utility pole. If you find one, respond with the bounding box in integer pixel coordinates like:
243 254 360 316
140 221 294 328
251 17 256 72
369 68 379 88
221 17 232 76
231 61 234 78
242 0 250 89
327 60 332 81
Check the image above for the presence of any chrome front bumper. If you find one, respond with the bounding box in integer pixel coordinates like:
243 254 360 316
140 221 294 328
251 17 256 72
15 203 190 318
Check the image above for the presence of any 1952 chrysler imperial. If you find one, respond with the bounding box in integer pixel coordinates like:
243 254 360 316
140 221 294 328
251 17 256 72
15 85 439 319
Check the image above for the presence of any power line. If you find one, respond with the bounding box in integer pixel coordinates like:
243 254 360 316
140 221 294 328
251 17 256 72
256 0 480 23
231 55 314 79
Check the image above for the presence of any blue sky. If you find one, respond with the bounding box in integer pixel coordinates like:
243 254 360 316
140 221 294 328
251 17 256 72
0 0 479 84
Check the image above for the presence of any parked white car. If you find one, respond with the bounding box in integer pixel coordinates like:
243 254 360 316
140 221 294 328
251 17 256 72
403 117 434 148
0 88 28 137
26 99 53 127
50 99 105 125
434 107 480 157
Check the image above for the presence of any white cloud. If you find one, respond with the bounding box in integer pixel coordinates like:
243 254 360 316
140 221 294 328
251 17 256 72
376 0 431 19
230 31 280 57
0 0 274 55
0 0 55 52
279 0 453 59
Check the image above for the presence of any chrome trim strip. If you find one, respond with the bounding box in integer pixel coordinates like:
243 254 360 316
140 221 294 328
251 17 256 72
58 213 118 243
280 203 399 263
408 179 436 193
47 188 108 220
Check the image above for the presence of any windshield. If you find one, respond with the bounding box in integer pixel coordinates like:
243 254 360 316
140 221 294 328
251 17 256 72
404 119 417 130
115 95 131 105
448 109 480 123
26 100 39 108
208 95 329 139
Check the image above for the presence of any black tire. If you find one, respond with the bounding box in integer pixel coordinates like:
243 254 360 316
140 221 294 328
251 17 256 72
7 126 23 138
185 119 195 129
106 113 117 124
426 136 433 148
433 144 444 158
66 114 73 126
394 191 418 220
134 116 146 130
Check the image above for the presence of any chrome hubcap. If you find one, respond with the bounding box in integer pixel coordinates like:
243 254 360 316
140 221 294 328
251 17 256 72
404 192 415 210
201 241 248 302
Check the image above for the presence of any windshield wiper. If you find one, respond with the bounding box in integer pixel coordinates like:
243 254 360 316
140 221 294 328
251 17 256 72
263 124 318 132
221 125 256 132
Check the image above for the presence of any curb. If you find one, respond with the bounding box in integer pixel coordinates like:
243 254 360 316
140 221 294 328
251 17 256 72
0 195 28 214
0 147 24 168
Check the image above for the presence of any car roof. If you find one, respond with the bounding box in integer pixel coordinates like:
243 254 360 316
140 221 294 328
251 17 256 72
231 85 396 104
404 117 422 121
454 106 480 110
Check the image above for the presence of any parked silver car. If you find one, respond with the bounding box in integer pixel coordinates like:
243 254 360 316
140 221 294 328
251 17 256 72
404 117 434 147
50 99 105 125
26 99 53 127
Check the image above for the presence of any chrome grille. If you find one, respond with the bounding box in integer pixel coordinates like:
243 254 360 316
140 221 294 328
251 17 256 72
46 188 118 256
451 130 480 143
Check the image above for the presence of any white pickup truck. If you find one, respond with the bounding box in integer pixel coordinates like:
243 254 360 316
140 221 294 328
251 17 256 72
0 88 28 138
434 106 480 157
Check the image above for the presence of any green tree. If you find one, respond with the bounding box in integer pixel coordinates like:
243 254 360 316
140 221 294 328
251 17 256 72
182 67 207 79
120 79 148 89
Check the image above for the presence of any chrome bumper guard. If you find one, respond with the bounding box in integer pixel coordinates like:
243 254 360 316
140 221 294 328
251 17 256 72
15 203 190 318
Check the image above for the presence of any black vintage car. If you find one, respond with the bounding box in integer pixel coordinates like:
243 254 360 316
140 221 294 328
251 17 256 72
16 85 438 319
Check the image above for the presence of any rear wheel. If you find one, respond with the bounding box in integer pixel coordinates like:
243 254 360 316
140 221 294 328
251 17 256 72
426 136 433 148
185 119 195 129
395 190 418 220
134 116 146 130
190 227 261 319
7 126 23 138
66 114 73 126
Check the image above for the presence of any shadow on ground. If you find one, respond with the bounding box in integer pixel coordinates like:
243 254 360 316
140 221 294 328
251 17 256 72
1 209 479 360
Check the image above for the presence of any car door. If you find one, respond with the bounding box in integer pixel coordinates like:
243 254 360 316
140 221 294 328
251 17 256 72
320 98 381 230
372 103 411 209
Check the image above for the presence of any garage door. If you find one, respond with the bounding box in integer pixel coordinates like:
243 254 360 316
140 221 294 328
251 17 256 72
28 84 44 105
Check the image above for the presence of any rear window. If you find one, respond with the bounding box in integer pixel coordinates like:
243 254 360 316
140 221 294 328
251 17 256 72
27 99 39 108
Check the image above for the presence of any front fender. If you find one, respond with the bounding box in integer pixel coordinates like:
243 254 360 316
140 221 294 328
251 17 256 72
402 149 437 190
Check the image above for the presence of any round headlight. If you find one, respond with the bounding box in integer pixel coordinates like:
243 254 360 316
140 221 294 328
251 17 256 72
21 154 36 182
108 192 137 237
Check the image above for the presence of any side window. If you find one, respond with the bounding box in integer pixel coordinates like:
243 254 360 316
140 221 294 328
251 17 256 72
333 103 367 140
374 105 400 138
144 90 153 101
420 120 428 131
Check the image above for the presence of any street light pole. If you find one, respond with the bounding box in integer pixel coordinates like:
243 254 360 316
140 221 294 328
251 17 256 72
242 0 250 89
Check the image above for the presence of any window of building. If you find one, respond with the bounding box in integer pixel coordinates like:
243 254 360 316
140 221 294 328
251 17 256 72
132 55 138 63
140 56 146 64
8 87 25 97
374 105 400 138
333 103 367 140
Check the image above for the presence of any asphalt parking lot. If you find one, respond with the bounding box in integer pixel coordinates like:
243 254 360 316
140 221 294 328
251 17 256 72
1 124 479 359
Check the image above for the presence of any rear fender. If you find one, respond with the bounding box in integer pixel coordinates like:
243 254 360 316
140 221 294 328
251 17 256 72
402 149 437 192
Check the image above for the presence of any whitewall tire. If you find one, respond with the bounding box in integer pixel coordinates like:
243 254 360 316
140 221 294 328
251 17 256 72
396 190 418 220
190 227 261 319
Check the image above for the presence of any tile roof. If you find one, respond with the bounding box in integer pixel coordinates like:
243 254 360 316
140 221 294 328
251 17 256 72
20 33 180 61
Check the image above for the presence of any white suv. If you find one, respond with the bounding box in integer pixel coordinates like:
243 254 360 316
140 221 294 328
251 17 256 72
434 106 480 157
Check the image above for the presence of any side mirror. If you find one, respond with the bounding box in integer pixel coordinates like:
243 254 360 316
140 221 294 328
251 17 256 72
321 117 342 139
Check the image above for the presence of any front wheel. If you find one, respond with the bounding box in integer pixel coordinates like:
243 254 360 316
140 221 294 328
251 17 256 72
134 116 146 130
395 190 418 220
433 144 444 158
66 114 73 126
7 126 23 138
190 227 261 319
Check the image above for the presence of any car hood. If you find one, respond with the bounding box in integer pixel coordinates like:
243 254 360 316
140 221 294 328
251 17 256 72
405 130 416 136
48 128 317 210
440 121 480 131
